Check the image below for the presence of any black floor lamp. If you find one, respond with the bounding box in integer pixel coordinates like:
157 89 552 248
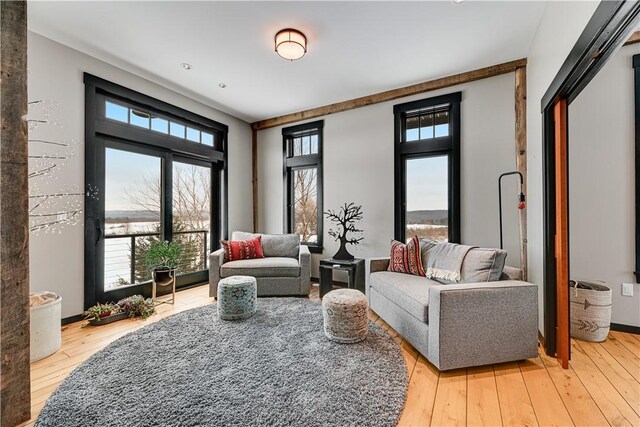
498 171 526 250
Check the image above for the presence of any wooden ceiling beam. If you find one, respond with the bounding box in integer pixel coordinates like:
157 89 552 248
624 30 640 46
251 58 527 131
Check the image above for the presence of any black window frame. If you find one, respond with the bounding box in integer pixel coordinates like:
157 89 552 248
393 92 461 243
634 54 640 283
84 73 229 309
283 120 324 253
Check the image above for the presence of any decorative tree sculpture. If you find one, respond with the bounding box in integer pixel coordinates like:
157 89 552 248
324 202 364 260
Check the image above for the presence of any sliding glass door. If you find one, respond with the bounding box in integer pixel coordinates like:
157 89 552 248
84 74 228 308
104 148 162 292
172 159 212 283
91 142 218 303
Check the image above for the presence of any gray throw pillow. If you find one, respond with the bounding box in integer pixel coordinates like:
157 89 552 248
419 238 438 270
458 248 507 283
419 238 507 284
230 231 300 259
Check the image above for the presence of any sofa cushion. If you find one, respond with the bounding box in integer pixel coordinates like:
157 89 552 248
369 271 438 323
221 236 264 262
388 236 425 276
501 265 523 281
419 239 507 284
232 231 300 259
220 257 300 278
419 238 438 271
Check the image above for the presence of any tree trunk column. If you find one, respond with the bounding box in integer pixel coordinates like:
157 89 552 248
0 1 32 426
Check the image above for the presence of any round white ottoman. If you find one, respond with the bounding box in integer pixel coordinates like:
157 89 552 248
322 288 369 343
217 276 257 320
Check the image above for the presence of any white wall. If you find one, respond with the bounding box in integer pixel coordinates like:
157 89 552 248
257 73 521 277
526 0 599 332
568 44 640 328
27 32 253 318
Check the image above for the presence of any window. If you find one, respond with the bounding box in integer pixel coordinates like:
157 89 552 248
283 120 323 253
104 97 219 148
394 92 461 243
85 73 228 308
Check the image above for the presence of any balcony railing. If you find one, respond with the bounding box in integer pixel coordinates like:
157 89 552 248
104 230 210 290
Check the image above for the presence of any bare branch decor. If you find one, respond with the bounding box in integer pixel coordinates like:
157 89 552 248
26 99 86 234
324 202 364 260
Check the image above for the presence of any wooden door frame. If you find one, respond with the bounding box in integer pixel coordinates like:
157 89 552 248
541 1 640 362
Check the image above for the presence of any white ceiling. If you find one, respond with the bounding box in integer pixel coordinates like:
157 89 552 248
28 1 547 123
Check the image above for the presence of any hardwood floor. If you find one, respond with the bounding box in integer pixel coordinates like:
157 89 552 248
21 284 640 427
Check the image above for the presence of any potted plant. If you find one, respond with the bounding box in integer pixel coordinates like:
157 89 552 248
146 240 182 286
83 302 127 326
117 295 155 320
83 295 156 326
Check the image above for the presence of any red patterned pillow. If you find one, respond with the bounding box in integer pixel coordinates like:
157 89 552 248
388 236 425 276
221 236 264 262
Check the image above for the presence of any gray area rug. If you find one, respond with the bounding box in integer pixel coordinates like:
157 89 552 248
36 298 408 427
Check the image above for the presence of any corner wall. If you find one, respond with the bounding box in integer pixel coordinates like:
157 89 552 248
257 73 521 277
526 0 599 332
28 32 253 318
568 43 640 328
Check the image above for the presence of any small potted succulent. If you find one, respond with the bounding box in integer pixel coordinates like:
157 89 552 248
146 240 182 286
117 295 155 320
83 302 127 326
83 295 156 326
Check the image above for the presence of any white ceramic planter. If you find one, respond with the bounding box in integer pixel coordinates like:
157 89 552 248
30 295 62 362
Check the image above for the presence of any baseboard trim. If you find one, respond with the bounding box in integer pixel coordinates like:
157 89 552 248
610 323 640 334
61 314 84 326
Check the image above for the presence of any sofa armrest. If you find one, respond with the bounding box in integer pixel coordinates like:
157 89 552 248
208 248 225 298
365 257 390 299
299 245 311 295
367 257 390 274
428 280 538 370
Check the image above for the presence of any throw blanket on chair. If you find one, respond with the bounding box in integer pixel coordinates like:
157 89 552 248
426 242 476 282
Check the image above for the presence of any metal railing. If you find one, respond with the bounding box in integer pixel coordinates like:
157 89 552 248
104 230 209 289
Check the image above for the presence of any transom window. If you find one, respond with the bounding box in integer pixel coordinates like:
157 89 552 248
394 92 461 243
283 120 324 253
404 107 450 141
105 99 216 147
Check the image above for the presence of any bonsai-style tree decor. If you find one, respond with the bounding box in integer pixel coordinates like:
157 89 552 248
325 203 364 260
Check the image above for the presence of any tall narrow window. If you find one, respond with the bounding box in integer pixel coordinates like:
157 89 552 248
394 92 461 243
283 120 323 253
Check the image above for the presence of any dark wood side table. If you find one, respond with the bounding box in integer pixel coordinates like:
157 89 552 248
319 258 365 298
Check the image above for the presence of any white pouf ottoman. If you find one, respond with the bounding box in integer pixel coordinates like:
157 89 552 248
322 288 369 343
217 275 257 320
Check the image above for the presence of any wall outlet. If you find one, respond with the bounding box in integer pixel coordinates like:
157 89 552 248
622 283 634 297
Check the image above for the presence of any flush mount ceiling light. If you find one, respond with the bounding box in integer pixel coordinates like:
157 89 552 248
275 28 307 61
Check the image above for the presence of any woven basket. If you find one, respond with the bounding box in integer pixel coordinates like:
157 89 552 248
569 280 612 342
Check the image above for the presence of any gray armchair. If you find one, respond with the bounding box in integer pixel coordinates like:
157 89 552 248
209 231 311 298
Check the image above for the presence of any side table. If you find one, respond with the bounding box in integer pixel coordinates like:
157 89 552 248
319 258 365 298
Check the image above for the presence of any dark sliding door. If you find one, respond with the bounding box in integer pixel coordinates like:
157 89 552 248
84 74 227 308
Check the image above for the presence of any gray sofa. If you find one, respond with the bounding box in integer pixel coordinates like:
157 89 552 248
209 231 311 298
366 250 538 371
